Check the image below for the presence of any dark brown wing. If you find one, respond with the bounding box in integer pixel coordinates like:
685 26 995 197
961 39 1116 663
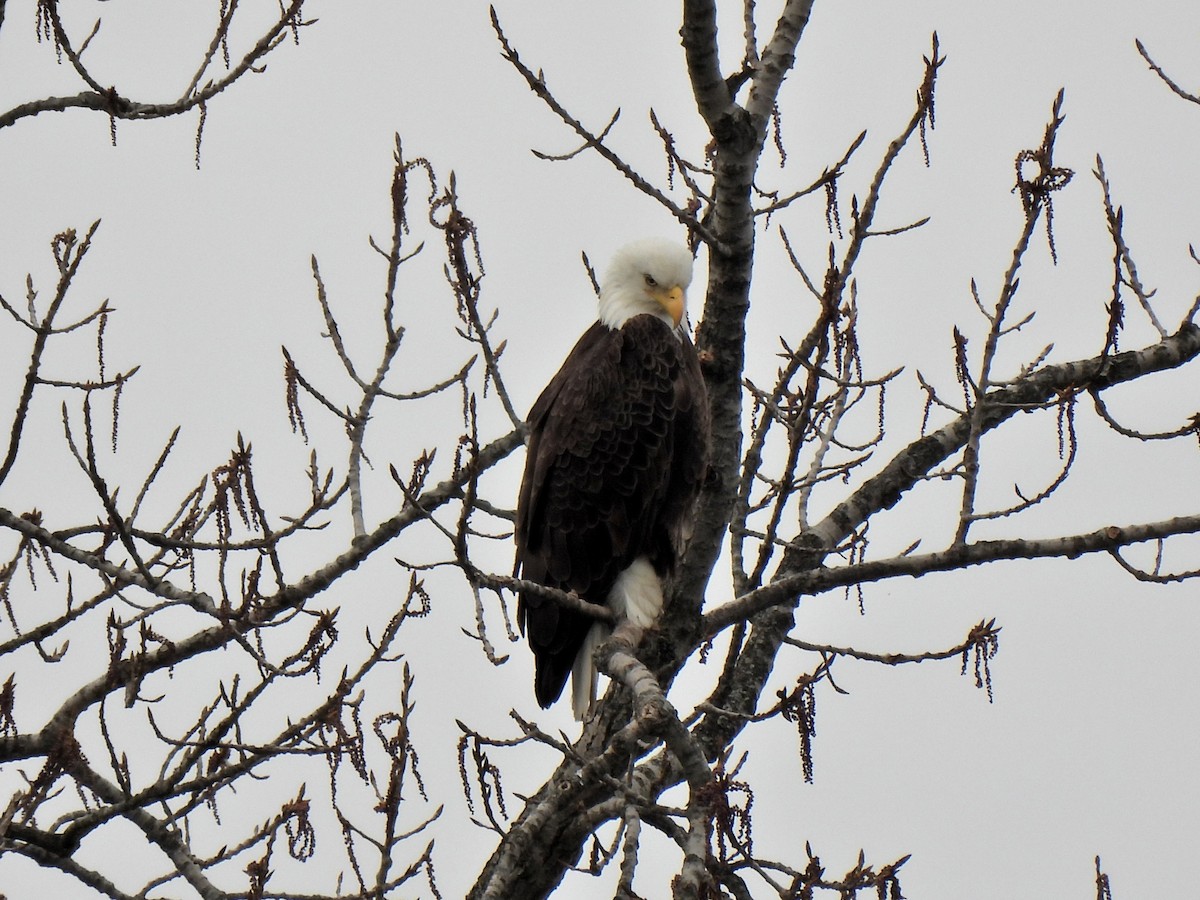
659 329 709 557
515 315 709 708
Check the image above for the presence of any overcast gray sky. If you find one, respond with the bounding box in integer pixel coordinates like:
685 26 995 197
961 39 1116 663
2 2 1198 898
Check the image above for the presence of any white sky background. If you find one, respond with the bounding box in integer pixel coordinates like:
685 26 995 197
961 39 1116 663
1 1 1199 898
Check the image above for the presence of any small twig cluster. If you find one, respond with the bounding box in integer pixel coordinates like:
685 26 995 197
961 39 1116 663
7 0 313 153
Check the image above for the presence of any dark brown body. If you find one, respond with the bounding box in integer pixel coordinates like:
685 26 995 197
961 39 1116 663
514 315 709 707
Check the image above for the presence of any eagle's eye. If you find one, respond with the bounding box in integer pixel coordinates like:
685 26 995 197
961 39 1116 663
644 274 658 287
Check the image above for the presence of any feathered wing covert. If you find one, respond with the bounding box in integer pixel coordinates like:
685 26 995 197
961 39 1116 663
515 314 709 715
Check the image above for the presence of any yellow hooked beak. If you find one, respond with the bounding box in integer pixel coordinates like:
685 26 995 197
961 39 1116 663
650 284 686 326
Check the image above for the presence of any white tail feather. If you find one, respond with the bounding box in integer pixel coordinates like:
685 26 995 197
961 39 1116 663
570 557 665 720
571 622 604 721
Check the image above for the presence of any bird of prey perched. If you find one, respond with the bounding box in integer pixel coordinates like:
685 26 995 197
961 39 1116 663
515 238 710 719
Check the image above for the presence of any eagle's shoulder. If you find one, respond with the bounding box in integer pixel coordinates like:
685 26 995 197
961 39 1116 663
526 320 619 426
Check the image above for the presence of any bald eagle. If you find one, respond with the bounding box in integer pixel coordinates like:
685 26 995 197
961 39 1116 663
515 239 710 720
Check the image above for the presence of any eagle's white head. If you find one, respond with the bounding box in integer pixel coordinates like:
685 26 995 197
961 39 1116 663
597 238 694 331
